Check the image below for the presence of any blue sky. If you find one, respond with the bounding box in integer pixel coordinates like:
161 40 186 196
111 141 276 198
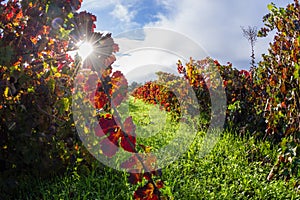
80 0 294 81
81 0 174 32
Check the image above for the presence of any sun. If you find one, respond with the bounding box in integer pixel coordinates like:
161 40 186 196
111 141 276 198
77 41 94 60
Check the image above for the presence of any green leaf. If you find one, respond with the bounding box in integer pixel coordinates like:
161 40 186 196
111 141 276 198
27 86 35 93
45 2 50 13
57 97 70 114
294 63 299 79
267 3 274 11
59 27 72 40
62 97 70 112
67 12 73 19
48 79 56 93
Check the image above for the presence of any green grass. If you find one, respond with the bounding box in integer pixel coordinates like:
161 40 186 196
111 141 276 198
8 97 300 199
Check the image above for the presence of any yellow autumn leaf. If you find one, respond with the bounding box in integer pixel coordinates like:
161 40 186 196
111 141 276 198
4 87 9 98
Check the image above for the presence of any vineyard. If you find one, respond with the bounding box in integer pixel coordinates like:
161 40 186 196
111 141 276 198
0 0 299 199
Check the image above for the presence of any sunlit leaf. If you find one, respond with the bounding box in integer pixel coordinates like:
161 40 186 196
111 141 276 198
133 182 159 200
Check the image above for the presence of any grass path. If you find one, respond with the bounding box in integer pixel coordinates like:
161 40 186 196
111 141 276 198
15 98 300 199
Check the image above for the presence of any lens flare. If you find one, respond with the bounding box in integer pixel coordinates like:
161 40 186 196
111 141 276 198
77 41 94 60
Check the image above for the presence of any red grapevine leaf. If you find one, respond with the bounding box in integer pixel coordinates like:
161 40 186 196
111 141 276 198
112 43 119 52
15 10 23 20
177 60 185 74
128 173 143 185
281 101 286 109
6 10 14 21
112 93 124 107
144 153 157 172
133 182 159 200
90 13 96 22
30 36 38 45
240 69 250 78
92 23 96 31
120 133 136 152
99 137 119 158
156 180 164 189
282 67 288 79
104 55 116 67
98 114 118 135
98 116 123 157
107 128 122 144
110 71 128 107
121 156 144 184
84 73 99 92
67 0 83 10
214 60 221 66
93 90 108 109
97 113 124 158
121 117 137 152
280 82 286 94
120 155 138 169
143 172 152 181
223 80 228 87
123 117 136 135
94 123 105 137
111 71 127 88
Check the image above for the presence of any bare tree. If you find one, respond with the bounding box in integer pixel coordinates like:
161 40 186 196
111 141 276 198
241 26 258 69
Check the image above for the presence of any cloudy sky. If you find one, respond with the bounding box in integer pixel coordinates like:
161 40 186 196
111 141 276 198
80 0 294 82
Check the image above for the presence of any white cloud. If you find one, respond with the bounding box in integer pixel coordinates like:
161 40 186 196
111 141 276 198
80 0 116 10
110 4 136 23
144 0 295 69
155 0 177 12
113 28 208 83
81 0 295 70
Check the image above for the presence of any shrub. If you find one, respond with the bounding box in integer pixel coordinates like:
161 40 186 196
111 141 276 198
133 57 264 136
255 0 300 181
0 0 97 192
